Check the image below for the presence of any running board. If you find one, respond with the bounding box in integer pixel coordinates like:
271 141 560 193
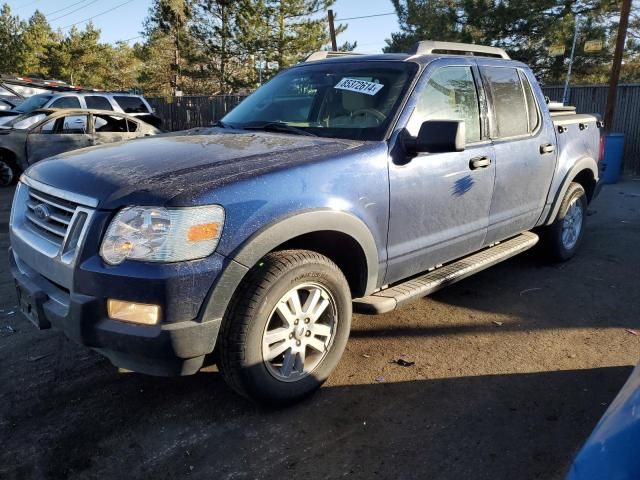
354 232 539 314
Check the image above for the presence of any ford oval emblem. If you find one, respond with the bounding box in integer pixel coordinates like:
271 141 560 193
33 203 52 221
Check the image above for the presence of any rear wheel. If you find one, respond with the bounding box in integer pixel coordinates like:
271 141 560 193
218 250 352 405
542 182 587 261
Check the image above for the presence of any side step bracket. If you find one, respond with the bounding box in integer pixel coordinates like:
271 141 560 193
354 232 539 314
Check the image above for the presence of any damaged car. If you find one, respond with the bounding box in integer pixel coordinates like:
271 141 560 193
0 108 161 186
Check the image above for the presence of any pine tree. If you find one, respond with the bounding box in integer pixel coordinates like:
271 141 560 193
19 10 54 77
0 3 24 75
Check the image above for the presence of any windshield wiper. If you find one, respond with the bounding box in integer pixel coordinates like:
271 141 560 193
212 120 230 128
241 122 317 137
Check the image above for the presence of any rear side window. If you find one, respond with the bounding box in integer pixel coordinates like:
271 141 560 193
93 114 138 133
50 96 81 109
408 66 481 143
85 96 113 111
481 67 530 138
114 96 149 114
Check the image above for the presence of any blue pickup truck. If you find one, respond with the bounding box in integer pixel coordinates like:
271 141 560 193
9 41 603 404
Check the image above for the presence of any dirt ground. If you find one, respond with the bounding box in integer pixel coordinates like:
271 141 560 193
1 180 639 480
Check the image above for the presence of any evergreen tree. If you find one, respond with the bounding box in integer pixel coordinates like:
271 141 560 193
0 3 24 75
19 10 54 77
384 0 633 84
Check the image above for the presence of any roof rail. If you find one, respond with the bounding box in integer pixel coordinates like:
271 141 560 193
304 51 365 62
407 41 510 59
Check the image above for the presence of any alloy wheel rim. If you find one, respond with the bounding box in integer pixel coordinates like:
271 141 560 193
0 161 13 187
262 282 338 383
561 198 583 250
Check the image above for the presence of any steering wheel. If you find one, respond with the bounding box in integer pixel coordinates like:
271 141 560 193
351 108 386 123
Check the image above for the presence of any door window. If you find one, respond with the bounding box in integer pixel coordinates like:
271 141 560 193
481 67 533 138
407 66 481 143
85 96 114 110
50 96 81 109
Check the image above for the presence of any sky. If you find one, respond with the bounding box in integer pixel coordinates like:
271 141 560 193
4 0 401 53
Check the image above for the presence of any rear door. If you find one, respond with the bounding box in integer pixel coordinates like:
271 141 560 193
26 113 92 163
386 61 496 283
91 112 141 146
478 63 558 243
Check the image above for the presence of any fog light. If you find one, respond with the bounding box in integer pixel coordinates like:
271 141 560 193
107 299 160 325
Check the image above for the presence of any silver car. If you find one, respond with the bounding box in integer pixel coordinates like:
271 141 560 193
0 109 160 186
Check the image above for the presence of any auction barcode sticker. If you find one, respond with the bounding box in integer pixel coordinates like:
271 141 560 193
334 78 384 96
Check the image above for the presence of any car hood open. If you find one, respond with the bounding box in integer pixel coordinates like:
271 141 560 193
24 129 362 209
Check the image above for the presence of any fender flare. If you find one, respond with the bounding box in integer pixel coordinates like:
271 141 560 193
200 209 380 322
544 157 598 226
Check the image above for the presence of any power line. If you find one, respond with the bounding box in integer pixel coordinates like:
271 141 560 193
15 0 40 11
49 0 101 22
59 0 135 30
45 0 92 17
338 12 396 21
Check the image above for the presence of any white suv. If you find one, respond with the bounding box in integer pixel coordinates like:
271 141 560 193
0 92 160 127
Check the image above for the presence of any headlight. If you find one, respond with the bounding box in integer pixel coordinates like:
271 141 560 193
100 205 224 265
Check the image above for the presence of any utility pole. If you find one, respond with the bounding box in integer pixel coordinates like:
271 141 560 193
328 9 338 51
604 0 632 131
562 15 580 104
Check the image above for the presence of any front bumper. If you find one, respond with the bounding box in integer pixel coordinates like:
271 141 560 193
9 248 222 375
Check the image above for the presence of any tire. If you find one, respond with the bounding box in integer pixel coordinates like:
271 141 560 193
218 249 352 405
0 154 19 187
542 182 588 261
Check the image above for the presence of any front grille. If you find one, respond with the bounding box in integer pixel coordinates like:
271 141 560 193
24 188 79 246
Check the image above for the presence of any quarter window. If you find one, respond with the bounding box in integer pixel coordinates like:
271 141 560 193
408 66 481 143
481 67 532 138
519 71 540 133
114 96 149 114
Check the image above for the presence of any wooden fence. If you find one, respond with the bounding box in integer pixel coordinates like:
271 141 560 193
542 84 640 174
149 84 640 174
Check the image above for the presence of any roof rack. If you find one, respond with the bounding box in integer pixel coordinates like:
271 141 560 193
407 41 510 59
304 51 365 62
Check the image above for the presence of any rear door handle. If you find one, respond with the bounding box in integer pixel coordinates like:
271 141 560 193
469 156 491 170
540 143 556 154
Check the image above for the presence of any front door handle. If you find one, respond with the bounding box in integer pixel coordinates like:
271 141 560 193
540 143 556 154
469 156 491 170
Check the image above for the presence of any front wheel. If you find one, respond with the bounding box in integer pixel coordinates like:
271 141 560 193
218 250 352 405
542 182 588 261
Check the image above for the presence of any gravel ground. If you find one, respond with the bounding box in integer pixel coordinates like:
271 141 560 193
0 181 639 480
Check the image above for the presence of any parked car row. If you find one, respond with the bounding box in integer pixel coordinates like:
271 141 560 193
0 109 161 186
0 91 161 128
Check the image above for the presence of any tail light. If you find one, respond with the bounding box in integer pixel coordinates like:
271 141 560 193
598 132 605 163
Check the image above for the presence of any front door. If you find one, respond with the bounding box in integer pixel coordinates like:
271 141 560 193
385 63 496 284
26 114 92 163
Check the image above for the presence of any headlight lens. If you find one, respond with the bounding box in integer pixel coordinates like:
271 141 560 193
100 205 224 265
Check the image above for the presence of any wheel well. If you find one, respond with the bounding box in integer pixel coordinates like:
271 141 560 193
275 231 369 297
572 168 596 202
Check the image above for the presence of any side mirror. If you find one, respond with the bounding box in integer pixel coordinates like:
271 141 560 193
404 120 466 154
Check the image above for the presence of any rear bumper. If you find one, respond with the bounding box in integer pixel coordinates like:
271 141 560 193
9 247 222 376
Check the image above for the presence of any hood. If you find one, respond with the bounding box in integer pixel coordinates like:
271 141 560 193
25 129 361 209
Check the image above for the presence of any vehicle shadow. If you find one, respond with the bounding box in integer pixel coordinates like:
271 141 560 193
1 357 631 480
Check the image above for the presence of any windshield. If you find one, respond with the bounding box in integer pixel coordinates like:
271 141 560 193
6 111 48 129
223 61 418 141
15 94 52 113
